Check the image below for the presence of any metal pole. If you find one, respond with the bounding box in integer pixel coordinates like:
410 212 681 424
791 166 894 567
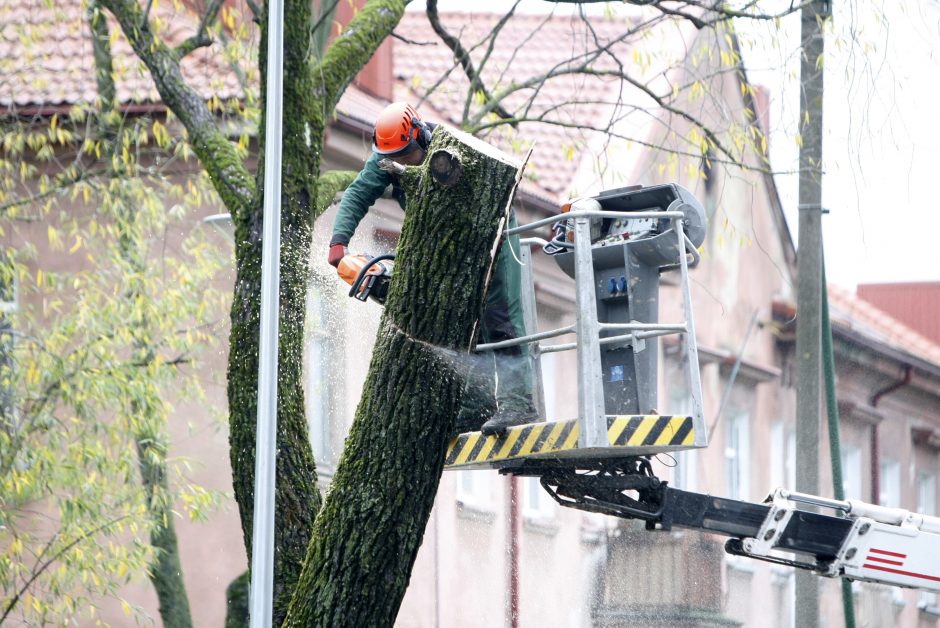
821 256 857 628
572 200 607 448
249 0 284 624
518 242 546 418
794 1 829 625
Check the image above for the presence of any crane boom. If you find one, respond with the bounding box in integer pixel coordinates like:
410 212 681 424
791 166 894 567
502 457 940 592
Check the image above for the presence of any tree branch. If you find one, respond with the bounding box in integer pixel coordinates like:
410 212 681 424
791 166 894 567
99 0 255 221
175 0 224 60
426 0 515 126
315 170 358 215
540 0 809 29
245 0 261 23
87 0 117 114
0 516 131 624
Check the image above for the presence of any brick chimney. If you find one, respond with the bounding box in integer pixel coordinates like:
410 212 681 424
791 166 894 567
333 1 394 101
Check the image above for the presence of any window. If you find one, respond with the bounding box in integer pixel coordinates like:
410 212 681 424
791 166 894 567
841 447 862 500
668 380 695 491
879 459 900 508
456 470 492 511
725 409 750 500
917 473 936 515
306 282 335 471
916 473 938 613
539 352 557 422
523 476 555 520
769 422 796 492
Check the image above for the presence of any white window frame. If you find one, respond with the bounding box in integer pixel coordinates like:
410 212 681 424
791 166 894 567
916 472 936 516
841 447 862 501
523 475 555 521
667 359 695 491
879 458 900 508
456 470 493 513
725 409 750 501
916 472 938 614
539 352 558 422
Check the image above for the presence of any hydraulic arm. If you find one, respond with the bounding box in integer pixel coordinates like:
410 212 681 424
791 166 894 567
504 457 940 592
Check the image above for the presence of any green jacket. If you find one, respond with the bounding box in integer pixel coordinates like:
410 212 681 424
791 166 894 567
329 150 527 345
329 153 400 246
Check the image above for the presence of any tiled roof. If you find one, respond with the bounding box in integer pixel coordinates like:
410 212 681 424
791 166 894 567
0 0 243 110
857 282 940 346
827 284 940 368
2 2 695 207
393 11 680 203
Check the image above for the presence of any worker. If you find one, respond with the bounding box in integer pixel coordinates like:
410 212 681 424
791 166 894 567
327 102 537 435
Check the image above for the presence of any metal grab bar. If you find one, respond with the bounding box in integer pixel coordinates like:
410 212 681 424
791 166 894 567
476 324 576 352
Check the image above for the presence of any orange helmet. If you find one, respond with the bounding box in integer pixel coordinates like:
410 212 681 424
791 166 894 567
372 102 430 156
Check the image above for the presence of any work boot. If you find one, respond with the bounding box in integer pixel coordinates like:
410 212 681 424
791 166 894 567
480 401 540 436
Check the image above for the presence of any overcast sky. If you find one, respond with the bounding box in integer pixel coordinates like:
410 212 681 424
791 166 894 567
407 1 940 289
743 0 940 289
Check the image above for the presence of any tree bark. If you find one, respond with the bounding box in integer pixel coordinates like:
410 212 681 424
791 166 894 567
284 127 520 627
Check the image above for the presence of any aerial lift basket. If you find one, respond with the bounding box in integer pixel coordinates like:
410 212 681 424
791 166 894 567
445 183 708 471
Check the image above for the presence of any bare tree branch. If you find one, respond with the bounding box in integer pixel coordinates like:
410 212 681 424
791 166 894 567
540 0 810 28
391 31 435 46
426 0 516 125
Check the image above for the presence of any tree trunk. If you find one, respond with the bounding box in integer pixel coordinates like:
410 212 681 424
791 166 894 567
284 128 520 627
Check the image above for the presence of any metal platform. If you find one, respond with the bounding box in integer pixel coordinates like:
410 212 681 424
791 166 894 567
444 414 695 471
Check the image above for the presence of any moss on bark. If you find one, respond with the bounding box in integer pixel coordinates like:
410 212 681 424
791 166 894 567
283 128 519 627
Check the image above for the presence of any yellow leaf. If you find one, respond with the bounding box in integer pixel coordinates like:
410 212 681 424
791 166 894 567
69 235 83 254
121 599 131 616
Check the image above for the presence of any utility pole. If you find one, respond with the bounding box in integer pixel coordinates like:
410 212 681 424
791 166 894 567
794 1 830 627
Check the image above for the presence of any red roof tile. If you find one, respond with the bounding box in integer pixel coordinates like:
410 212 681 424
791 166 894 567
0 0 244 110
392 11 678 203
857 282 940 346
828 284 940 367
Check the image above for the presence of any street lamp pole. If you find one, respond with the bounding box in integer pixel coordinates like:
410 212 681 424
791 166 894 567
249 0 284 624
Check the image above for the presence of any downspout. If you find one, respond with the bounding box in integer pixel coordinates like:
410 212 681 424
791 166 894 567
870 365 913 407
869 365 913 505
509 477 520 628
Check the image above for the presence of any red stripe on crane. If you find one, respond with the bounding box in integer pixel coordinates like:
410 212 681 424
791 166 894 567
863 563 940 584
865 556 904 566
869 548 907 559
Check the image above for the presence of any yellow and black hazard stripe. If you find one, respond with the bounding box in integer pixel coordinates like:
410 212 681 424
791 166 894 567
444 415 694 468
607 415 694 448
445 419 579 467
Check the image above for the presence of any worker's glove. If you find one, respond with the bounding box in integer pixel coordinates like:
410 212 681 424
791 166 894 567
328 242 348 267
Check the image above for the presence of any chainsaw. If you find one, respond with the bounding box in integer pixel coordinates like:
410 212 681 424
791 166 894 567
336 253 395 305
